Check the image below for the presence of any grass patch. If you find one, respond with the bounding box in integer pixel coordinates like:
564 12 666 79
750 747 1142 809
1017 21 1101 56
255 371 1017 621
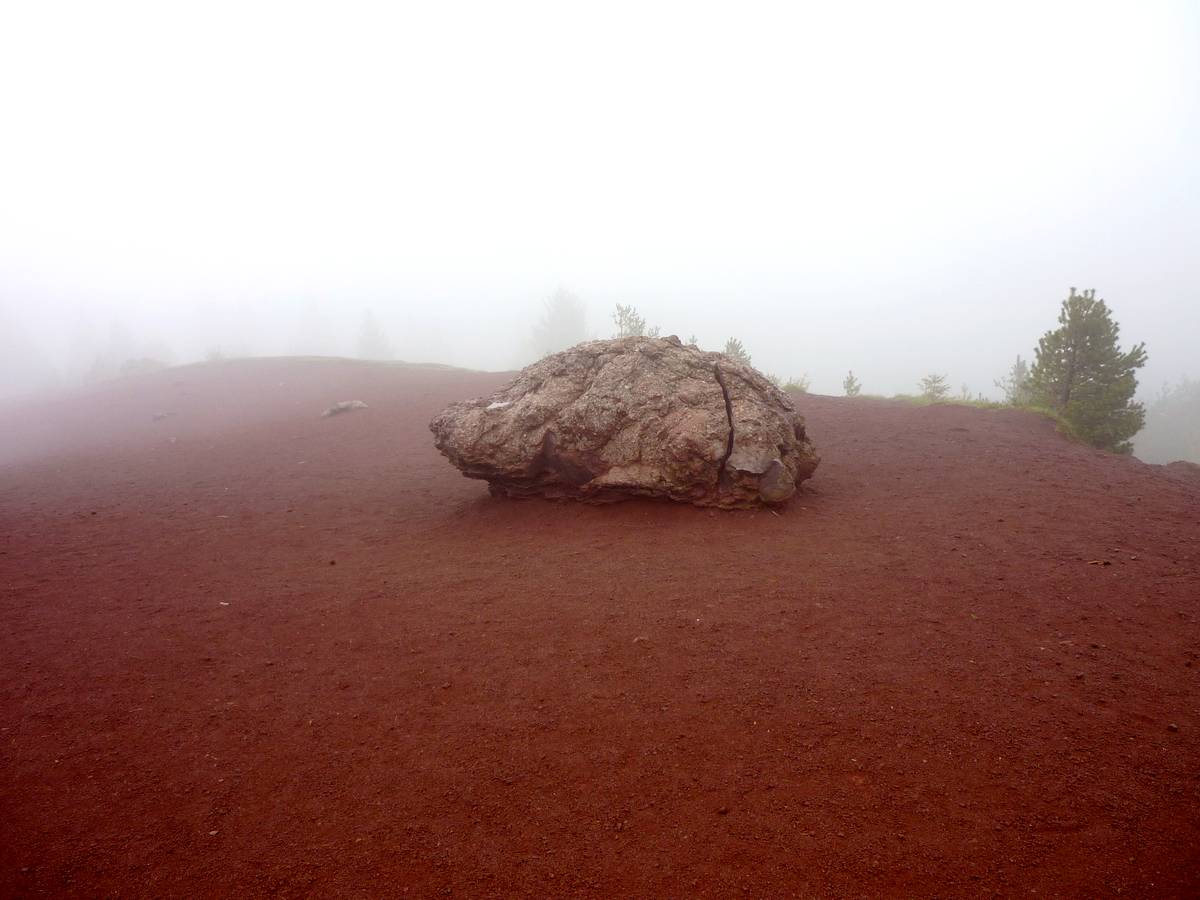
886 393 1006 410
1020 405 1082 443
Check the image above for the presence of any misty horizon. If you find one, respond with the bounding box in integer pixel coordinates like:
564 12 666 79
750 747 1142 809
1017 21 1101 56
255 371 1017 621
2 1 1197 435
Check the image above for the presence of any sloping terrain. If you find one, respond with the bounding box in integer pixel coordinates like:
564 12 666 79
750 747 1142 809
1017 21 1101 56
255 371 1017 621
1 357 1198 898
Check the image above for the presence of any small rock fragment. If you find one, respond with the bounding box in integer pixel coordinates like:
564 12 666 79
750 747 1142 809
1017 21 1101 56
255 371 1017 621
322 400 369 417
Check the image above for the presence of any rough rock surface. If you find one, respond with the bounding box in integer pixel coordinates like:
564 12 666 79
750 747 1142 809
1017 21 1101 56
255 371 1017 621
430 335 819 507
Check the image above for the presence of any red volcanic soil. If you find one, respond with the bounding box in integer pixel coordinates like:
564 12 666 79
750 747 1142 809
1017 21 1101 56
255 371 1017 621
2 358 1198 898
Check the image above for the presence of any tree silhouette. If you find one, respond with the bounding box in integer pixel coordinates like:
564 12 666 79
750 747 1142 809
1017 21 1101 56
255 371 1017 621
530 288 587 358
357 310 395 360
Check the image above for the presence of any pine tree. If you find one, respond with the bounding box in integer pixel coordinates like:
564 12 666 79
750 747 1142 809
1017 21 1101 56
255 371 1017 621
1029 288 1147 453
995 354 1033 405
843 370 862 397
612 304 648 337
918 373 950 402
723 338 751 365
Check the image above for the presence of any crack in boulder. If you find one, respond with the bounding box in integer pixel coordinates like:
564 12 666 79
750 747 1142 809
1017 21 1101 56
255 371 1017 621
713 363 735 486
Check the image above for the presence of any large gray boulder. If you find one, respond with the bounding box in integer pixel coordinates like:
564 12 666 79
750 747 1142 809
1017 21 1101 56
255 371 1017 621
430 335 819 508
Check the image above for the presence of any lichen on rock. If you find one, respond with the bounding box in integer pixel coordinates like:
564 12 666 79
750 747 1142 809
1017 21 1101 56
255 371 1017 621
430 335 819 508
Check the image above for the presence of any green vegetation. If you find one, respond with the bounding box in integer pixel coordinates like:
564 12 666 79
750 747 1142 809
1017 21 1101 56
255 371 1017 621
1021 404 1083 443
918 373 950 402
889 392 1004 410
722 338 751 365
612 303 661 338
994 354 1033 406
783 374 811 393
769 373 811 393
867 289 1145 453
1028 288 1146 454
516 287 1149 459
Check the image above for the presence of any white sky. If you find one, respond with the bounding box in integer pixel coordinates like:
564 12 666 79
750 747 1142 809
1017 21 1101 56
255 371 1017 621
1 0 1197 397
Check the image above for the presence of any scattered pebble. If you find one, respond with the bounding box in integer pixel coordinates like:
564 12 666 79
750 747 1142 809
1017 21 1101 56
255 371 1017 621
1167 723 1179 732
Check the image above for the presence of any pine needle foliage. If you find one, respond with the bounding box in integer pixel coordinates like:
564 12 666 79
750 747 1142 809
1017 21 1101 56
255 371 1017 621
1029 288 1146 454
918 373 950 402
723 338 751 365
843 370 862 397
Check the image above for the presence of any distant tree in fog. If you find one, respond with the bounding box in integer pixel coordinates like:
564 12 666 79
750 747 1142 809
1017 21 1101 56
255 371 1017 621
81 324 174 383
1029 288 1146 454
918 373 950 402
357 310 395 360
843 370 862 397
686 334 698 347
722 337 751 365
530 288 587 358
995 354 1033 405
1133 378 1200 463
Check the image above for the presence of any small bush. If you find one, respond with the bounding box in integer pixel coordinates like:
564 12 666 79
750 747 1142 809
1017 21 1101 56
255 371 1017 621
783 374 811 393
612 304 648 338
918 373 950 402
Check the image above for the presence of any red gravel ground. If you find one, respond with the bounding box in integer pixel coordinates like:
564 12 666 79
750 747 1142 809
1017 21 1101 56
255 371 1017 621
1 357 1198 898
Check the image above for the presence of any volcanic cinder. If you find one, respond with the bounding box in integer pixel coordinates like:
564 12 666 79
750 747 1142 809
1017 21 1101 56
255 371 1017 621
429 335 820 507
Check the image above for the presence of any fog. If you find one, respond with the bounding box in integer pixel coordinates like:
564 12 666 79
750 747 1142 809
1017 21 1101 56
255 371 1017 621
2 3 1198 424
